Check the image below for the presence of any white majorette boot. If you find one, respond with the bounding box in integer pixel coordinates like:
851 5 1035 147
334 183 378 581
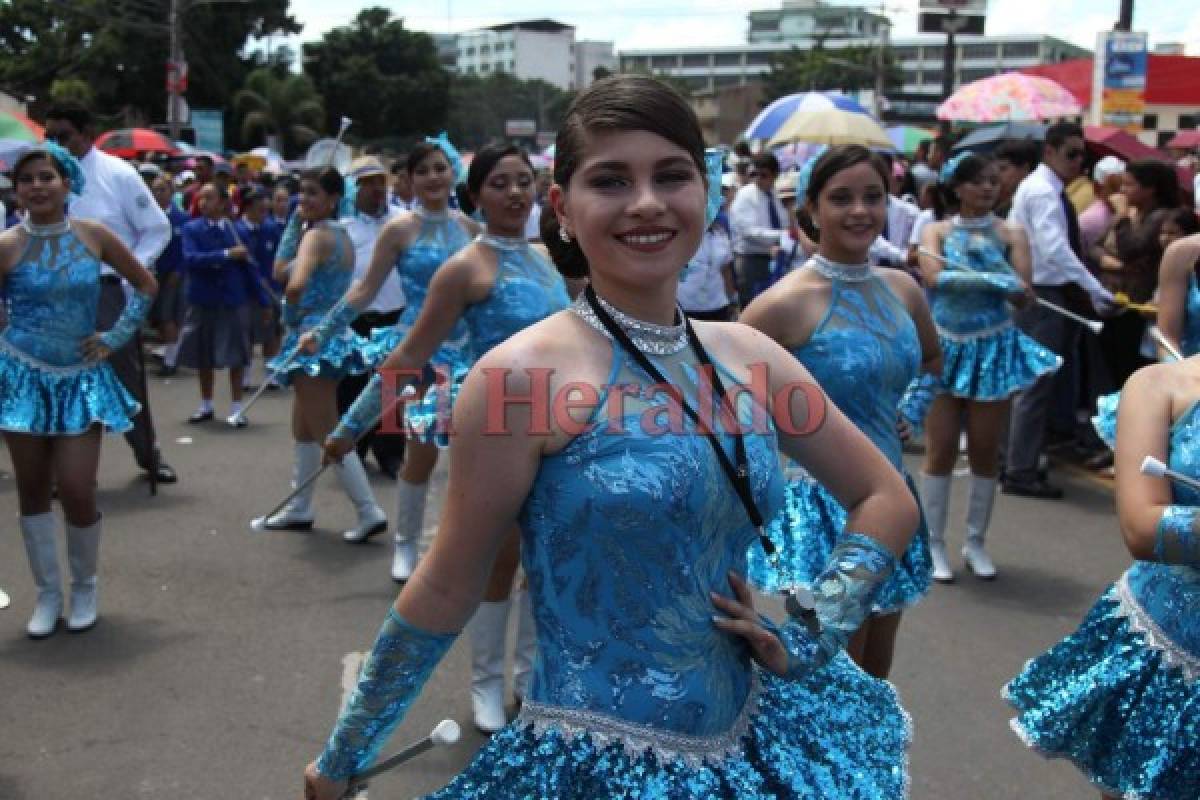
66 515 102 632
20 512 63 639
920 472 954 583
512 588 537 704
391 479 428 582
264 441 321 530
466 599 512 733
335 452 388 543
963 473 998 579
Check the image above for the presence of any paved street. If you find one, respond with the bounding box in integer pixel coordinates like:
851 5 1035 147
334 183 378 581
0 358 1125 799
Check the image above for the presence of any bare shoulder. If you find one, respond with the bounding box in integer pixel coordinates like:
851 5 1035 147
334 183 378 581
876 266 923 305
1163 233 1200 275
996 218 1028 244
0 224 26 270
1123 361 1175 407
68 218 107 257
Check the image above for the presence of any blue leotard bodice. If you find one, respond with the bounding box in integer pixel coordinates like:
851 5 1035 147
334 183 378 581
1124 400 1200 659
517 342 786 741
1181 271 1200 357
931 221 1014 335
293 221 354 327
789 269 919 468
2 228 102 367
395 209 473 325
462 234 570 358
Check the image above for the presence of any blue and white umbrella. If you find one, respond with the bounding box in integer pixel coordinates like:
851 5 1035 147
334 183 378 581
743 92 871 142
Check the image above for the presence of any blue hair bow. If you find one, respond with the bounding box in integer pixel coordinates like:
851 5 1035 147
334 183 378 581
704 148 725 227
39 141 86 196
939 151 971 185
426 131 466 185
795 145 827 202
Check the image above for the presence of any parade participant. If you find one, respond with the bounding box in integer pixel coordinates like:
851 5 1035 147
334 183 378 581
337 157 406 478
1006 123 1116 499
917 153 1060 581
327 142 570 733
1153 232 1200 360
271 183 293 228
177 183 269 426
44 102 177 486
1005 356 1200 800
390 158 415 211
296 140 478 560
870 151 920 272
185 155 214 216
149 173 189 378
260 167 384 541
236 186 284 390
742 145 940 679
677 173 737 321
730 153 793 308
993 139 1040 219
302 74 917 800
0 144 157 637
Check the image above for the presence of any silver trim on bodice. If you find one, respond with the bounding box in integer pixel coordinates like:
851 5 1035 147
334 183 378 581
570 292 690 355
810 254 872 283
479 232 528 251
1114 572 1199 683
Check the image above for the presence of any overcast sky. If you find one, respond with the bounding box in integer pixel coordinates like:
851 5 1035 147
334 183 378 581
276 0 1198 55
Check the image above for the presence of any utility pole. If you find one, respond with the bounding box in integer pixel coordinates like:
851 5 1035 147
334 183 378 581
874 17 890 119
940 9 964 102
167 0 182 141
1116 0 1134 31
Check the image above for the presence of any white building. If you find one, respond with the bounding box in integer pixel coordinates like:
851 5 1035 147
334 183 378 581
575 40 618 88
456 19 577 90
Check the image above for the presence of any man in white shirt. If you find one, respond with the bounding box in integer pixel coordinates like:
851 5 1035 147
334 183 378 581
730 153 793 307
389 159 415 211
339 156 407 478
45 102 177 486
870 155 920 270
1004 122 1116 499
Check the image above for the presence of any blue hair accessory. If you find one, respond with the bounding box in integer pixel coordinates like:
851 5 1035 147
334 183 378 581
795 145 827 202
37 141 86 196
426 131 466 185
939 151 971 185
338 175 356 218
704 148 725 227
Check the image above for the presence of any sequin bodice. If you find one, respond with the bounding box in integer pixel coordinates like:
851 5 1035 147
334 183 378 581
395 210 473 353
295 222 354 327
2 229 102 366
1126 400 1200 662
931 222 1014 335
791 271 918 468
518 344 785 743
1181 271 1200 358
463 236 570 357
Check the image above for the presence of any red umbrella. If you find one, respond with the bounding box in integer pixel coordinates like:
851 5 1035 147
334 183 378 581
95 128 181 159
1084 125 1166 162
1167 131 1200 150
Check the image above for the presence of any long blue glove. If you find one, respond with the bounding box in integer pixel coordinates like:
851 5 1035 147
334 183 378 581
315 608 457 780
762 533 895 678
98 291 153 351
934 269 1023 296
333 372 385 441
1156 506 1200 566
308 298 359 346
276 211 304 266
898 372 942 438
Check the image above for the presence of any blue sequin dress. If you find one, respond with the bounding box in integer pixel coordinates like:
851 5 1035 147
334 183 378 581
405 233 570 447
364 208 475 371
425 341 912 799
931 218 1061 401
0 227 140 434
1005 401 1200 800
268 221 370 385
745 263 932 614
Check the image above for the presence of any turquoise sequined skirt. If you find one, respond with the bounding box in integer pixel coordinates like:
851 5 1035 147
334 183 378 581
1004 578 1200 800
362 319 474 375
426 657 911 799
937 324 1061 402
1093 391 1119 449
268 327 372 386
746 473 932 615
0 339 140 435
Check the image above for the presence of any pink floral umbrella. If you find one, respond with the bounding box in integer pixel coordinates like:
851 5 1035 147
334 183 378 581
936 72 1082 122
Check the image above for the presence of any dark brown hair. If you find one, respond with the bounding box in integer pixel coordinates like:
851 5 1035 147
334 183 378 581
543 74 706 278
805 144 890 206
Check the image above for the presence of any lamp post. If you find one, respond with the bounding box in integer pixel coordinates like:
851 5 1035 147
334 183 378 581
166 0 252 141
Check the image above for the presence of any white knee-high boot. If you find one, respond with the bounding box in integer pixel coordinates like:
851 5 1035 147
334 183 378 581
66 515 102 632
20 512 62 638
264 442 321 530
512 589 537 703
335 452 387 543
920 473 954 583
466 599 511 733
963 473 998 579
391 479 428 582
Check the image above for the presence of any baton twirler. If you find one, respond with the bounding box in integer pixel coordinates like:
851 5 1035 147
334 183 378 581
918 247 1104 334
342 719 460 797
1140 456 1200 493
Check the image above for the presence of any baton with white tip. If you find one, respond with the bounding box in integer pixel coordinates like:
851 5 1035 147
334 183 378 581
918 247 1104 334
1148 326 1185 363
249 384 419 531
343 719 460 797
1140 455 1200 493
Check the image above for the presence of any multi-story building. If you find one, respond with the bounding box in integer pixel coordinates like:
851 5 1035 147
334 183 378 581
747 0 889 44
575 40 619 88
455 19 577 90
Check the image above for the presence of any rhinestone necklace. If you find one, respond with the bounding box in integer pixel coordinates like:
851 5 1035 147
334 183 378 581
21 216 72 238
952 213 996 230
571 291 689 355
810 254 871 282
479 232 528 251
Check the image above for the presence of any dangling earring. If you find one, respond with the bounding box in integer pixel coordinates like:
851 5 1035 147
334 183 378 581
559 227 572 243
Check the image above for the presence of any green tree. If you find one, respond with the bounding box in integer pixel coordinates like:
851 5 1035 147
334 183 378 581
233 68 324 158
302 7 449 145
762 42 902 104
446 72 572 150
0 0 298 132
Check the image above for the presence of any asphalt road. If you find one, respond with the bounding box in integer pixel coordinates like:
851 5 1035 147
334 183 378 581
0 357 1126 799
